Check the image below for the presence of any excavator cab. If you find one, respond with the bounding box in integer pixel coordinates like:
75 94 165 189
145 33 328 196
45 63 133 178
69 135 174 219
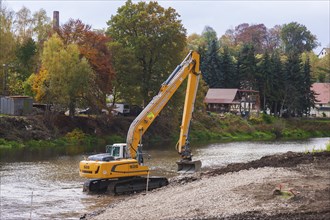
105 143 126 159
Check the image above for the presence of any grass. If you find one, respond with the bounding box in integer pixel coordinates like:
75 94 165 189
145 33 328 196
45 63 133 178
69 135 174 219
304 141 330 153
190 112 329 142
0 138 24 149
324 141 330 152
0 133 125 150
1 112 329 150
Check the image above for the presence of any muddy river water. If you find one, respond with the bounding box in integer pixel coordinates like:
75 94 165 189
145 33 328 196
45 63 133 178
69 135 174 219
0 137 329 219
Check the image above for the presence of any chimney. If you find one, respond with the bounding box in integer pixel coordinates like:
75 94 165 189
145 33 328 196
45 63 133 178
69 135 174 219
53 11 59 30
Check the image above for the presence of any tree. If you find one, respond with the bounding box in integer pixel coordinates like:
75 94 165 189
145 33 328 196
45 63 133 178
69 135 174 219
32 8 52 47
282 54 304 116
0 7 17 94
281 22 318 56
265 25 282 52
15 37 37 80
202 40 222 88
234 23 268 54
301 57 316 116
237 44 257 90
108 42 142 104
257 51 273 112
187 33 203 51
316 53 330 82
40 34 94 116
220 46 237 88
200 26 222 88
58 19 114 108
219 29 236 53
14 6 33 43
106 0 186 106
269 51 285 116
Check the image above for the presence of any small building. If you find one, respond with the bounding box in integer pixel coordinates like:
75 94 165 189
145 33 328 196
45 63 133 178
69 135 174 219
310 83 330 117
204 88 260 115
0 96 33 115
318 48 329 58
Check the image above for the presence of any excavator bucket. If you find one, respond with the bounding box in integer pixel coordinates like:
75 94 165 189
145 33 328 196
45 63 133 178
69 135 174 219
177 160 202 173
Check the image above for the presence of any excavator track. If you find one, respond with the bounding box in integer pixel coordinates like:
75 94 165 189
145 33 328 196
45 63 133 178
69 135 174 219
83 176 168 195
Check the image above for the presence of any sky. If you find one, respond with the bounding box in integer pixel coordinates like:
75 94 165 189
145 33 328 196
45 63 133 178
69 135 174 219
2 0 330 53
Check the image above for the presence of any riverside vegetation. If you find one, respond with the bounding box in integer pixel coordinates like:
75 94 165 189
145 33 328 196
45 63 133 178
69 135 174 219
0 112 329 151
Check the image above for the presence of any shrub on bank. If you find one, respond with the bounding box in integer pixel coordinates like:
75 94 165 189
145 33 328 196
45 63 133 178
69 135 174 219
1 113 329 149
190 113 329 142
326 141 330 152
0 138 23 149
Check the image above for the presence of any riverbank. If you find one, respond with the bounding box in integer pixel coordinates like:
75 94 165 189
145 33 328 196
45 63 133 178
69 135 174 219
84 151 330 220
1 113 330 150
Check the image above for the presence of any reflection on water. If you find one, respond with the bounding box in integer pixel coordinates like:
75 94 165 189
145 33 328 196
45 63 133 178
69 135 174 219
0 137 329 219
0 156 118 219
194 138 330 168
0 144 105 163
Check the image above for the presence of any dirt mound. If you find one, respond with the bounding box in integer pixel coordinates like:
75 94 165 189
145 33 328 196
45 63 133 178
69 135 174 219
202 151 330 177
0 114 169 142
0 115 54 141
0 114 134 141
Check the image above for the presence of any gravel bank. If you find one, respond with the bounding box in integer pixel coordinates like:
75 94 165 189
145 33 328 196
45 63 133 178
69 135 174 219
87 152 330 220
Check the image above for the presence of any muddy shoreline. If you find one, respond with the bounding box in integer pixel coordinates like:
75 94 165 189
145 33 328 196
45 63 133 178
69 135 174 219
81 151 330 220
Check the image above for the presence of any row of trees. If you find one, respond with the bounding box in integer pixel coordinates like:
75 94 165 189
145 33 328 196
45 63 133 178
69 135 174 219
0 5 114 116
195 24 326 116
1 0 329 118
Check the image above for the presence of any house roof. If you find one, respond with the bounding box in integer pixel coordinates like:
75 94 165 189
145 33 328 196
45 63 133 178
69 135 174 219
312 83 330 104
204 88 239 104
318 48 329 57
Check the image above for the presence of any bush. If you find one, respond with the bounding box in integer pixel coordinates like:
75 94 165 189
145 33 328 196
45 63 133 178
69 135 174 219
248 115 263 124
251 131 275 140
26 140 55 148
103 135 125 144
282 129 309 139
262 114 274 124
271 120 286 138
65 128 86 144
0 138 23 149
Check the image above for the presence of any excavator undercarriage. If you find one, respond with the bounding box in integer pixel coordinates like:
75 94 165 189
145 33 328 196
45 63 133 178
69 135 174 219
83 176 168 194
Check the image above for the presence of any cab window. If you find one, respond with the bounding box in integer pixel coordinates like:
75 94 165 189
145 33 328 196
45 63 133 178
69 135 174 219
112 146 120 157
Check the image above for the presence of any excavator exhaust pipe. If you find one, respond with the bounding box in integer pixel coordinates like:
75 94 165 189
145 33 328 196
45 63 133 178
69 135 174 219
177 160 202 173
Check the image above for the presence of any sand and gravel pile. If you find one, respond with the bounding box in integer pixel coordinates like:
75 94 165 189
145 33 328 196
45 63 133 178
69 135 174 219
87 152 330 220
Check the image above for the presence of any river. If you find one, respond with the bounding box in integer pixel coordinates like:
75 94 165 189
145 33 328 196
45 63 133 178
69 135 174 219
0 137 329 219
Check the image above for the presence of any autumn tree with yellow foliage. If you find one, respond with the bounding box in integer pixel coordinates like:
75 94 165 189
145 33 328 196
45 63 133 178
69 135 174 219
29 34 94 116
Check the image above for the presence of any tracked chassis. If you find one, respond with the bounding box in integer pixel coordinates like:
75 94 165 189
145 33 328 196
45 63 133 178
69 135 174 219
83 176 168 194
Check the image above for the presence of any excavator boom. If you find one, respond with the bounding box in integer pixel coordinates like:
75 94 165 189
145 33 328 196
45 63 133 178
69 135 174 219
126 51 201 172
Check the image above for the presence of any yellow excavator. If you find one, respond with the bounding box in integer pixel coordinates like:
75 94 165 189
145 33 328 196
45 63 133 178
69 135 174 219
79 51 202 194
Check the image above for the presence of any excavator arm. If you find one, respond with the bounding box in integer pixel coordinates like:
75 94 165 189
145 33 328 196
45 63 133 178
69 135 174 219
126 51 201 171
176 54 200 160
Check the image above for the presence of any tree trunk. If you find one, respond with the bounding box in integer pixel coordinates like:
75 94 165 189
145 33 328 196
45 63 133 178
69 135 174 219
69 99 76 118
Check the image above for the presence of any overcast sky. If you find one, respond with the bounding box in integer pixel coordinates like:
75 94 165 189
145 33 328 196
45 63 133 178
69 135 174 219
3 0 330 53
